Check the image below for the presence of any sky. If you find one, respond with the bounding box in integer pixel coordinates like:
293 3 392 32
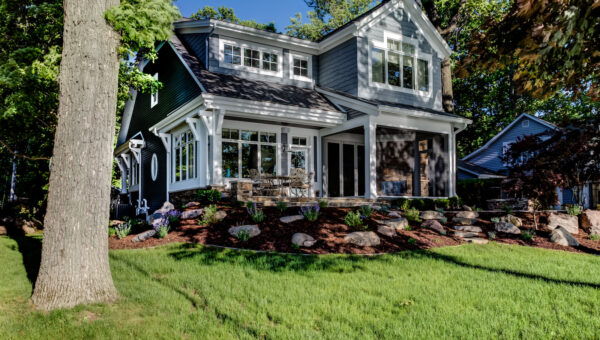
175 0 313 33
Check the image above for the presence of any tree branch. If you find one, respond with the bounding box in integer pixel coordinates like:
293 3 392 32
0 139 51 161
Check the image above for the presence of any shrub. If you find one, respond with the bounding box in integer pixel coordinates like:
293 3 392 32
236 230 250 242
404 208 421 223
300 204 320 222
247 203 265 223
360 205 373 219
407 238 417 245
318 199 328 209
201 204 219 225
449 196 463 209
156 225 170 239
166 210 181 223
344 211 365 230
590 233 600 241
411 199 425 211
422 199 435 211
521 230 535 241
246 201 255 210
108 227 116 237
566 205 582 216
503 205 513 214
115 223 131 239
435 199 450 210
396 198 410 211
487 231 496 240
291 243 300 250
276 201 288 213
197 189 221 203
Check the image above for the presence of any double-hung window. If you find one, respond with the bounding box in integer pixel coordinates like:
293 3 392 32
262 52 278 72
224 44 241 65
172 130 196 183
244 48 260 68
222 128 278 179
293 58 308 77
221 40 281 76
371 35 430 93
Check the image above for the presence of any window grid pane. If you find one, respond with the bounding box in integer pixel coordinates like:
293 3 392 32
262 53 278 71
417 59 429 91
371 48 385 84
293 58 308 77
387 52 400 86
403 56 414 89
244 49 260 68
224 45 241 65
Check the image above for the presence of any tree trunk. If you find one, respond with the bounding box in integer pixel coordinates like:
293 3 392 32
32 0 120 311
441 57 454 113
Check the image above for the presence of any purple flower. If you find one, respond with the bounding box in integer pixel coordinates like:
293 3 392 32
152 217 170 230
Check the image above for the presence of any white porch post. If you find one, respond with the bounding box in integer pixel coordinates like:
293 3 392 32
448 127 456 197
211 109 225 185
364 118 377 199
115 158 127 194
317 135 323 197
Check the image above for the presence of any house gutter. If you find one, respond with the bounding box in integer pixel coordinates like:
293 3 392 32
205 22 217 67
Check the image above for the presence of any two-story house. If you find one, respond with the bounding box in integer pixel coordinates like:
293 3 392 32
114 0 471 213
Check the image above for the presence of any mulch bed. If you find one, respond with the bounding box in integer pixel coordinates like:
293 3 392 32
109 203 600 255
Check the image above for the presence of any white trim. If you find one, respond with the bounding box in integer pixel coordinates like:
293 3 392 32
457 166 505 179
463 113 558 161
149 96 206 132
151 154 158 181
186 117 203 141
288 52 314 83
218 38 283 78
128 138 145 164
150 73 159 108
117 89 137 146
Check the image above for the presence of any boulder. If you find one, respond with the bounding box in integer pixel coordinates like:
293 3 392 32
132 230 156 243
581 210 600 235
291 233 317 247
548 213 579 234
185 202 201 208
453 225 483 233
388 211 403 218
420 210 445 220
464 237 489 245
453 231 480 238
377 225 397 237
452 217 477 226
19 220 37 235
215 211 227 222
280 215 304 224
344 231 381 247
154 201 175 215
495 222 521 235
148 212 163 225
228 225 260 238
181 209 204 220
463 205 473 211
0 226 7 236
455 211 479 219
550 226 579 247
499 214 523 228
379 218 409 231
421 219 445 234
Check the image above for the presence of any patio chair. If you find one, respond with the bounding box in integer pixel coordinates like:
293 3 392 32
290 169 312 197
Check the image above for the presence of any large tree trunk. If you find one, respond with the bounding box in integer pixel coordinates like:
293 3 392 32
32 0 120 311
441 57 454 113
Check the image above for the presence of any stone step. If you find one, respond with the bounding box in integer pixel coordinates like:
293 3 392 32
453 225 483 233
463 237 489 245
452 231 480 238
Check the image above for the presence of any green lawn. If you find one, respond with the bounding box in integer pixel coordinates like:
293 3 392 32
2 236 600 339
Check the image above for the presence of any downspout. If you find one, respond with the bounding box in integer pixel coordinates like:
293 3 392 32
205 21 217 68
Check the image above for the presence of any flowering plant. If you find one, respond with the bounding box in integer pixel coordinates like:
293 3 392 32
247 203 265 223
300 204 320 222
166 210 181 223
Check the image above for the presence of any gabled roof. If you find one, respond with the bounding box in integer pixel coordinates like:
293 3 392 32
169 35 340 113
462 113 559 161
458 160 505 179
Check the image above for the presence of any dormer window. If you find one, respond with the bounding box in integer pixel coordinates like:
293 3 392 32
370 32 431 96
289 53 312 81
150 73 159 108
262 52 278 72
224 44 241 65
219 39 283 77
244 49 260 68
293 58 308 77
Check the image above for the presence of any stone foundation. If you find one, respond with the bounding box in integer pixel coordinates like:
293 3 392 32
230 180 253 201
487 198 534 212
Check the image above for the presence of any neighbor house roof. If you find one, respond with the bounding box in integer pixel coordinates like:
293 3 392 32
169 35 340 113
462 113 559 161
458 160 505 179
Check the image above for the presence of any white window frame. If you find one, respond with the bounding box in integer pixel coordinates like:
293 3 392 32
129 156 140 191
289 52 313 82
218 38 283 78
170 126 199 192
288 135 312 173
221 128 279 180
151 154 158 181
150 73 159 108
368 31 433 98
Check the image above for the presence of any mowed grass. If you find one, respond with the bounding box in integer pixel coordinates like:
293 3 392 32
1 236 600 339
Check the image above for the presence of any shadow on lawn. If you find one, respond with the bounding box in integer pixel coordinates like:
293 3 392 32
6 231 42 286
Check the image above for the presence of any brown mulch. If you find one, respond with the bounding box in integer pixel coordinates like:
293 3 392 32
109 204 600 256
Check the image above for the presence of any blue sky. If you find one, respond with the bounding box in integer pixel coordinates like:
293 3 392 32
175 0 313 33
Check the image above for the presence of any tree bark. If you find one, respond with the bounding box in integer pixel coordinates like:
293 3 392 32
32 0 120 311
441 57 454 113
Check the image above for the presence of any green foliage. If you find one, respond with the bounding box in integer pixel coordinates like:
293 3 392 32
318 199 328 209
247 204 265 223
488 231 497 240
108 227 116 238
300 205 320 222
246 201 255 210
435 199 451 210
115 223 131 239
521 230 535 242
344 211 365 230
566 205 582 216
396 198 411 212
503 205 513 214
407 238 417 245
490 217 500 224
291 243 300 250
590 233 600 241
200 205 219 225
405 208 422 223
276 201 288 213
156 225 170 239
457 179 503 207
236 230 250 242
197 189 221 203
191 6 277 33
360 205 373 219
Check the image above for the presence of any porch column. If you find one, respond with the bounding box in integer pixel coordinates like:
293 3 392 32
211 109 225 185
448 127 456 197
364 118 377 199
115 158 127 194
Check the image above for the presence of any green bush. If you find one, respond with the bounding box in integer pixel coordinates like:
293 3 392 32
108 227 116 238
566 205 582 216
345 211 366 230
276 201 288 213
404 207 421 223
157 225 170 239
434 199 450 210
503 205 513 214
407 238 417 245
236 230 250 242
246 201 255 210
521 230 535 241
422 199 435 211
396 198 410 211
318 199 328 209
449 196 463 209
360 205 373 219
411 199 425 211
590 233 600 241
115 223 131 239
247 203 265 223
197 189 221 203
201 205 219 225
300 204 320 222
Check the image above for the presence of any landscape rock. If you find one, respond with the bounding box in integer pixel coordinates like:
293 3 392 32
148 212 163 224
388 211 402 218
185 201 201 208
453 225 483 233
550 226 579 247
19 220 37 235
548 213 579 234
452 217 477 226
464 237 489 245
214 211 227 222
455 211 479 219
421 219 445 234
420 210 445 220
499 214 523 228
377 225 397 237
228 225 260 238
280 215 304 224
379 217 409 231
495 222 521 234
132 230 156 243
291 233 317 247
181 209 204 220
154 201 175 215
0 226 7 235
453 231 480 238
344 231 381 247
581 210 600 235
463 205 473 211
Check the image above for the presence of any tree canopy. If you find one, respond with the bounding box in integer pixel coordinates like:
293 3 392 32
191 6 278 33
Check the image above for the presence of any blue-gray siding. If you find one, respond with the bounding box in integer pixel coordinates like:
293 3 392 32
180 33 209 66
466 117 554 172
318 37 359 95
